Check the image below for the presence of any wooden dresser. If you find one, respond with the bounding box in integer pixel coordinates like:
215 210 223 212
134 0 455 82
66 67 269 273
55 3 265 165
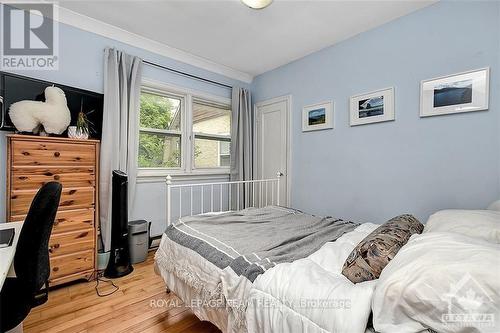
6 134 99 286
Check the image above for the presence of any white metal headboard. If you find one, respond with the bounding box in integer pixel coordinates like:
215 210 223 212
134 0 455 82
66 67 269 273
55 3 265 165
166 173 282 226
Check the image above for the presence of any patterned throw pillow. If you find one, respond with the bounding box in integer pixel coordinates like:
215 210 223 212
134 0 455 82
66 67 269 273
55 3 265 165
342 214 423 283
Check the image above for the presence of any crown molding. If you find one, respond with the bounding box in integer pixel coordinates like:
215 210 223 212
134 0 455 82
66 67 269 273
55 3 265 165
54 4 254 84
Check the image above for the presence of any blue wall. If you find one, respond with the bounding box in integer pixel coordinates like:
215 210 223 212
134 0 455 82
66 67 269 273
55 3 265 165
252 1 500 224
0 18 248 235
2 1 499 231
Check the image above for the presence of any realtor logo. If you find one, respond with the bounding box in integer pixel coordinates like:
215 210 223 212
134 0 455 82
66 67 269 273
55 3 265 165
1 2 59 70
441 273 495 328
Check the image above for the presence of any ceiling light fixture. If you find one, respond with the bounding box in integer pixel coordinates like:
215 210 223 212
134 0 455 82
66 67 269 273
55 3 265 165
241 0 273 10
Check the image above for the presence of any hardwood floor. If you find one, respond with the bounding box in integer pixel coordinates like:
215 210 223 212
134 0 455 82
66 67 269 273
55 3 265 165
24 251 221 333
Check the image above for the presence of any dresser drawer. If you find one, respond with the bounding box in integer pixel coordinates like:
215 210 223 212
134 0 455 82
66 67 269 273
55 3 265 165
10 208 94 233
53 209 95 233
49 250 94 281
10 187 95 216
49 229 94 257
11 167 95 190
11 140 96 166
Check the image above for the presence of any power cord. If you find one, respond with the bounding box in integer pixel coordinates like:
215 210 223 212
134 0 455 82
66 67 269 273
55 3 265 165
94 271 119 297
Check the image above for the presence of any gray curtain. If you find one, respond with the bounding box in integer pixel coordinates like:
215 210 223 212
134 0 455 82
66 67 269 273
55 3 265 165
100 48 143 252
230 87 254 208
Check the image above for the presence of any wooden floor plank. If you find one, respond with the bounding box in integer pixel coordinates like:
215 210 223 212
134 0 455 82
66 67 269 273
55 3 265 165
24 251 221 333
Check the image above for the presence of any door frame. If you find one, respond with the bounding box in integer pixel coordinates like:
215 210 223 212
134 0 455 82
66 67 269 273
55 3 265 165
254 95 292 206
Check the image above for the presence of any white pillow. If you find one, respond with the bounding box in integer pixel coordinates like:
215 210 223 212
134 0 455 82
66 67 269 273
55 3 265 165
372 232 500 333
424 209 500 243
488 199 500 211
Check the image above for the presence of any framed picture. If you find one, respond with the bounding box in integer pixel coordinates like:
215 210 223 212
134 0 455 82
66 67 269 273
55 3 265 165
350 87 394 126
302 101 333 132
420 68 489 117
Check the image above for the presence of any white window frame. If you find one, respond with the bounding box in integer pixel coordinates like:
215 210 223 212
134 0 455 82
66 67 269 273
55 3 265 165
192 98 231 171
137 79 231 178
218 140 231 167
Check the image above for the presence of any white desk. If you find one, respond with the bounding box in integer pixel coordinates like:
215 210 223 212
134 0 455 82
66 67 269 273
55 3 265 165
0 222 23 290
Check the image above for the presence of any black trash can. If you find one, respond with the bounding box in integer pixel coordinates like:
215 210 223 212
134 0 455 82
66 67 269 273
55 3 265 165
128 220 149 264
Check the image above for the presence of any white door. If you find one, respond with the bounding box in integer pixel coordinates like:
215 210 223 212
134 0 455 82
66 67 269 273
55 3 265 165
256 96 290 206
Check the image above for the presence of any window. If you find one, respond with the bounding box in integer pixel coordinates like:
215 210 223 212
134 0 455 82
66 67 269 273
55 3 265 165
193 99 231 168
219 141 231 167
138 84 231 175
138 92 183 168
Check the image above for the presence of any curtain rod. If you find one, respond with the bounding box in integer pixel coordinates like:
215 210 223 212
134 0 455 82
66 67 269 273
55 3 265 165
142 60 233 90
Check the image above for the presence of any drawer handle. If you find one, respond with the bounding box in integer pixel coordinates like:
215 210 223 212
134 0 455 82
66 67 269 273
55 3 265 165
54 152 60 157
53 267 59 272
69 189 77 195
54 175 60 180
22 151 30 156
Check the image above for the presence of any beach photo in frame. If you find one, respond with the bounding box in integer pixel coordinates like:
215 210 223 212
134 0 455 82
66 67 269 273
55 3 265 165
350 87 394 126
302 101 333 132
420 68 489 117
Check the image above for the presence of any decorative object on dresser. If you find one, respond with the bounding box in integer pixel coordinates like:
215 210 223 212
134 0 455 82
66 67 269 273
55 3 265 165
8 86 71 135
6 134 100 286
68 100 95 140
350 87 395 126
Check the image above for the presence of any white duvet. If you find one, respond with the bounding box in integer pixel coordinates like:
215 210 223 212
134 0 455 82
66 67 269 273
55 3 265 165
372 232 500 333
246 223 379 333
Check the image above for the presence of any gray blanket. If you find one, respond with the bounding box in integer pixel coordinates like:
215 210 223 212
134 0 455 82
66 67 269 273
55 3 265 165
165 206 359 282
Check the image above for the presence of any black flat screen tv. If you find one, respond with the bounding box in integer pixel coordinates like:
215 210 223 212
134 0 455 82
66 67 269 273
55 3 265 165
0 72 104 139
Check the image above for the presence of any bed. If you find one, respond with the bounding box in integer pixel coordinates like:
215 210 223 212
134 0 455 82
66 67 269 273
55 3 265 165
154 175 376 332
154 177 500 333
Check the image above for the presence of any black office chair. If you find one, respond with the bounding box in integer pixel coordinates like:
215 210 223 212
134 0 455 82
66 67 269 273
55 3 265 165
0 182 62 333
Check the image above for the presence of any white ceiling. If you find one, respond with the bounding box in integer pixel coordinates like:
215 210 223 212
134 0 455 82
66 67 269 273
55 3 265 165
58 0 435 81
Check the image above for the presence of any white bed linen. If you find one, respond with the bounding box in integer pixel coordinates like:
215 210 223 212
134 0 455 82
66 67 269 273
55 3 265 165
155 233 224 301
372 232 500 333
154 264 229 331
246 223 379 333
424 209 500 243
156 232 250 332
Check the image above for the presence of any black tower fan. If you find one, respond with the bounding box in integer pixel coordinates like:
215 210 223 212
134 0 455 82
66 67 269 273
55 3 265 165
104 170 133 278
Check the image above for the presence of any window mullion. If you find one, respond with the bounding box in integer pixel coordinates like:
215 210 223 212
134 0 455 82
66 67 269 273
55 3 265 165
184 93 194 173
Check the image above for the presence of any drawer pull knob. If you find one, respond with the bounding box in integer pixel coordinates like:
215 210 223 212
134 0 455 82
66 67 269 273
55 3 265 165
69 190 77 195
53 267 59 272
22 151 30 156
54 152 60 157
54 175 60 180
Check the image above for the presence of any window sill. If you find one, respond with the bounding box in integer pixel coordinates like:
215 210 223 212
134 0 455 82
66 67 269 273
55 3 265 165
136 169 230 183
